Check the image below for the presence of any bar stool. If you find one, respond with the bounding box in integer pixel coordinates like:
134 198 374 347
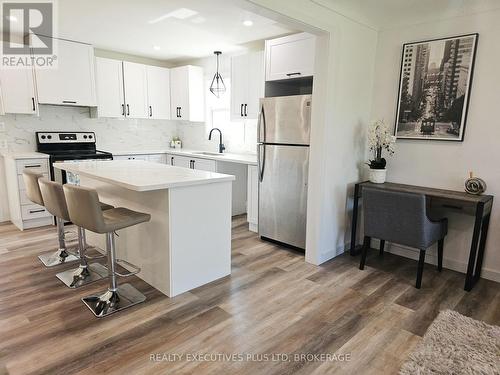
38 177 114 288
23 170 78 267
63 184 151 317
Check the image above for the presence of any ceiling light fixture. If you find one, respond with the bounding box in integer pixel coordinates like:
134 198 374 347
209 51 226 98
243 20 253 26
153 45 161 50
148 8 198 24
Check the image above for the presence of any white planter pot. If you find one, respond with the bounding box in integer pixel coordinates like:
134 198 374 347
369 168 387 184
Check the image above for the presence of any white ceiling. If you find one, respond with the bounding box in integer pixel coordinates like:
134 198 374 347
54 0 294 62
313 0 500 30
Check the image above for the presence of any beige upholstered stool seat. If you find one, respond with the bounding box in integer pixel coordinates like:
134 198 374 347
101 208 151 233
38 178 113 288
23 170 44 206
63 183 151 317
22 170 78 267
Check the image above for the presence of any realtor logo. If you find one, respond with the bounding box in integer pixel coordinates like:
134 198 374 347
2 1 56 67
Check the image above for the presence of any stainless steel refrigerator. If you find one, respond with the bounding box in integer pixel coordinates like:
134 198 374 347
257 94 311 249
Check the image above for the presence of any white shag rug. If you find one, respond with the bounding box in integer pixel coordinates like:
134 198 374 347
400 309 500 375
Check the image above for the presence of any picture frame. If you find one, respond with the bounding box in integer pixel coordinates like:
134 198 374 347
394 33 479 141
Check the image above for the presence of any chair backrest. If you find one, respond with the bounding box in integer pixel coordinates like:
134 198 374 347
63 184 106 234
363 187 428 248
38 178 70 221
22 170 44 206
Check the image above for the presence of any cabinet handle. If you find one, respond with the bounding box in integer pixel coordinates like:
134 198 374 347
178 107 182 118
121 104 125 116
190 160 195 169
126 104 130 116
24 164 41 168
286 72 301 77
244 104 248 117
29 209 45 214
149 105 152 117
240 104 244 117
62 100 77 104
170 157 174 166
31 97 36 111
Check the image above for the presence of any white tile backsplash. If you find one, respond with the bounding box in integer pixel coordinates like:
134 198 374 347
0 105 178 152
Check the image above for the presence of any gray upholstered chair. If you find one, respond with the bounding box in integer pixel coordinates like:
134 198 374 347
359 187 448 289
38 178 113 288
63 184 151 317
23 170 78 267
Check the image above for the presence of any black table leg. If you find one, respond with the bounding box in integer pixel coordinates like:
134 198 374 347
464 202 484 291
473 213 491 283
350 183 360 256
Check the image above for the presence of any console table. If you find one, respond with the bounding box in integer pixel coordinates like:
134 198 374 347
350 181 494 291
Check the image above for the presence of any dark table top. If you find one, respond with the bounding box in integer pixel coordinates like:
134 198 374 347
357 181 493 204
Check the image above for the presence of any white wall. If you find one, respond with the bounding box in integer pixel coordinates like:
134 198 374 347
246 0 378 264
370 9 500 281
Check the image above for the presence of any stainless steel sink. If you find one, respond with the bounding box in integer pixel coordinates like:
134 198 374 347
193 152 225 156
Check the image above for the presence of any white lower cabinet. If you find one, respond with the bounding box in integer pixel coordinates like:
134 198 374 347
168 154 216 171
247 165 258 232
192 158 216 172
113 154 167 163
3 156 52 230
147 154 167 164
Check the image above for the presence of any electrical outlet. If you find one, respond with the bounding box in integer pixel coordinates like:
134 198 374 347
0 140 7 149
0 122 4 132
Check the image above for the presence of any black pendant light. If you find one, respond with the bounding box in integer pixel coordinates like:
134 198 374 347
209 51 226 98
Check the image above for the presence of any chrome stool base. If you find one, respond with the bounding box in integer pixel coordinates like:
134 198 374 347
82 283 146 318
38 249 78 267
56 262 108 289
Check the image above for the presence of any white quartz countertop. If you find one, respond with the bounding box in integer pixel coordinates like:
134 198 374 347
106 148 257 165
0 151 49 159
54 160 235 191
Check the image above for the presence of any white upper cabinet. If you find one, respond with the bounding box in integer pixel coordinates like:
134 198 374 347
95 57 125 118
265 33 316 81
123 61 149 119
146 66 171 120
0 42 37 115
231 51 264 120
170 65 204 122
34 37 97 106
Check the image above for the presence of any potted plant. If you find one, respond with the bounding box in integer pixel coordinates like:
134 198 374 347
367 120 396 183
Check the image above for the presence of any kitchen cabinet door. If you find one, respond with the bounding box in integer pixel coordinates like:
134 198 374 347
245 51 264 119
146 66 171 120
247 165 258 232
265 33 315 81
123 62 149 119
170 65 204 122
192 158 216 172
147 154 167 164
35 36 97 106
230 51 264 120
230 53 248 121
95 57 125 118
172 155 192 169
0 65 37 114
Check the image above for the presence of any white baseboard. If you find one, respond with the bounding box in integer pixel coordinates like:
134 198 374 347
346 239 500 283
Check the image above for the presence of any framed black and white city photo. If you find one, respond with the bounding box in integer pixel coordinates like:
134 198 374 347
394 33 478 141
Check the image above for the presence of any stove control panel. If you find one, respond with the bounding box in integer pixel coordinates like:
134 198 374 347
37 132 96 144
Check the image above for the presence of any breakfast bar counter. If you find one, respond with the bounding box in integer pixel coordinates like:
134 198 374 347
54 160 235 297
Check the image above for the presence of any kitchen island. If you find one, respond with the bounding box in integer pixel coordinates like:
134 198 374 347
54 160 235 297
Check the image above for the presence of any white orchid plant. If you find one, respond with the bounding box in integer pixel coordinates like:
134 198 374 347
367 120 396 169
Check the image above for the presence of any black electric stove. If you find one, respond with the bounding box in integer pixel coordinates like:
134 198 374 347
36 131 113 183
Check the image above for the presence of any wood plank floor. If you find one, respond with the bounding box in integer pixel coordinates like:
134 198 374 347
0 216 499 375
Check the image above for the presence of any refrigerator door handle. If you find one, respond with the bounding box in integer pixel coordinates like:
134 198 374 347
257 104 266 143
258 144 266 182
